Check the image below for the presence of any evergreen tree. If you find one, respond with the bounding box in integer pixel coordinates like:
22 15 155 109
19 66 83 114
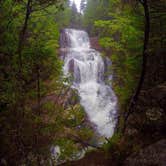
0 0 94 164
80 0 86 13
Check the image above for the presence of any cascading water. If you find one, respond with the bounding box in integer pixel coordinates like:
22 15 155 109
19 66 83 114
62 29 117 138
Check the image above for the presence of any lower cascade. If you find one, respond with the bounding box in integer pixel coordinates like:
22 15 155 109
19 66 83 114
61 29 117 138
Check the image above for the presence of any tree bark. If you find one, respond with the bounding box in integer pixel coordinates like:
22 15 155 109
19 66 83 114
37 65 41 116
17 0 32 69
123 0 150 130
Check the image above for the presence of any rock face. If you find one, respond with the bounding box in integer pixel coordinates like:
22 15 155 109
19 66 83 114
124 1 166 164
60 29 70 59
124 139 166 166
89 37 102 51
60 29 70 48
125 51 166 142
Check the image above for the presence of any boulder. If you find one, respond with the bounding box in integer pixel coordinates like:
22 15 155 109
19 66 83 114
124 139 166 166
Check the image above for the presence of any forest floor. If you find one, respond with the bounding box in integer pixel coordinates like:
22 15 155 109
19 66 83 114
62 150 116 166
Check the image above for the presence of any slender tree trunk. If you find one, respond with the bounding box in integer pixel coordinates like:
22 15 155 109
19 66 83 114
36 65 41 165
18 0 32 69
123 0 150 130
37 65 41 116
17 0 32 118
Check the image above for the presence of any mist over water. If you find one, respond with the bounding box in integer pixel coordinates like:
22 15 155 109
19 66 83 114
62 29 117 138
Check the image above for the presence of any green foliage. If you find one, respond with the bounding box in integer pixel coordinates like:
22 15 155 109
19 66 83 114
55 0 83 29
55 138 79 160
103 133 121 152
93 1 144 110
55 1 73 29
0 0 94 164
99 37 122 50
83 0 111 35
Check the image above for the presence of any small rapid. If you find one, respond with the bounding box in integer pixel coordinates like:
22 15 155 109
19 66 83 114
61 29 117 138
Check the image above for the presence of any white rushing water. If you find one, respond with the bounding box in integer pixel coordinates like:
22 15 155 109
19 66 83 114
62 29 117 138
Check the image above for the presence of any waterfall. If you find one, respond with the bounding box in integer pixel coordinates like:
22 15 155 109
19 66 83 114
61 29 117 138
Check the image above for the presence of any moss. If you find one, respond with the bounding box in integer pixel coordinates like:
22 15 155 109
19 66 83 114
103 133 121 152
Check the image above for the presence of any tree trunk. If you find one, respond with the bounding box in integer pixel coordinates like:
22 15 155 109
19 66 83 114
37 65 41 116
123 0 150 130
17 0 32 69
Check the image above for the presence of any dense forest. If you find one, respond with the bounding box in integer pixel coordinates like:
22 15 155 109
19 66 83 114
0 0 166 165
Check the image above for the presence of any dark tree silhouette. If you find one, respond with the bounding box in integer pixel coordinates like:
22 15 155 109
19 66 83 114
124 0 150 130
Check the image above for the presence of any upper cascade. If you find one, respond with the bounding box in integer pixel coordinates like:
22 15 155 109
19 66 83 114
65 29 90 49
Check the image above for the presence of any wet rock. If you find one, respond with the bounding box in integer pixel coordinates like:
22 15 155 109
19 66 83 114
124 139 166 166
103 57 112 82
90 37 102 51
146 107 163 121
60 29 70 48
126 128 139 137
68 59 75 73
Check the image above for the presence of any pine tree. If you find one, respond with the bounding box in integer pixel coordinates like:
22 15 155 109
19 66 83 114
80 0 86 13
